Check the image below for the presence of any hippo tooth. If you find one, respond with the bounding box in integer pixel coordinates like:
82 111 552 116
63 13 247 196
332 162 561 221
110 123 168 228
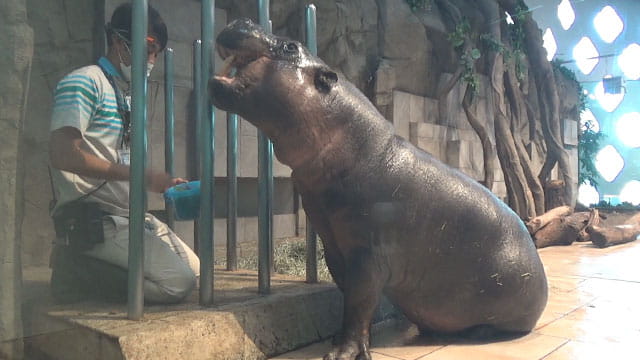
218 55 236 78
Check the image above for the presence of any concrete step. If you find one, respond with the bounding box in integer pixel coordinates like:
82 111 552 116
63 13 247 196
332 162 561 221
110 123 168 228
22 267 343 360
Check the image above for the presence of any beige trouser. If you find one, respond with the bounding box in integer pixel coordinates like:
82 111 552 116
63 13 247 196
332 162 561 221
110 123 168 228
84 213 200 303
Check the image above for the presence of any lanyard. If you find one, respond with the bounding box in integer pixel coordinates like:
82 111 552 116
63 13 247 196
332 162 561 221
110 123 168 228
97 61 131 148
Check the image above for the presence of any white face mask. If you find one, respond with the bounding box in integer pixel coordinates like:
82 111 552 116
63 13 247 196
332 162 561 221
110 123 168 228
146 62 154 78
118 46 132 82
118 45 154 81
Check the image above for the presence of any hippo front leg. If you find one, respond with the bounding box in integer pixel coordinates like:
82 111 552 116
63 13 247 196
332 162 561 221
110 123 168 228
324 249 384 360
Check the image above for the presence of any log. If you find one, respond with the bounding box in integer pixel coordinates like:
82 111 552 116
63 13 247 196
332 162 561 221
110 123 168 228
533 212 590 248
624 213 640 226
526 205 572 234
576 209 600 242
533 218 574 248
588 211 640 248
587 224 640 248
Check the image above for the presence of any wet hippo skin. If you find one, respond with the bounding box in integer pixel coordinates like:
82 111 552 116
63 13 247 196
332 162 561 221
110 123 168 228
209 19 548 360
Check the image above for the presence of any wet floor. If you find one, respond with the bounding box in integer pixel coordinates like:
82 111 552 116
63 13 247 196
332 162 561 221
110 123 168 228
271 240 640 360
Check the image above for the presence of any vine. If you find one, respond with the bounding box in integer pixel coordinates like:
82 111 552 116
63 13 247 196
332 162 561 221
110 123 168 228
507 5 527 81
549 59 600 187
448 20 480 93
551 59 588 112
479 8 527 82
480 33 505 54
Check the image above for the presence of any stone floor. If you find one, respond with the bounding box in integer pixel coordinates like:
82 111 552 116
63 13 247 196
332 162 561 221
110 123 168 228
271 240 640 360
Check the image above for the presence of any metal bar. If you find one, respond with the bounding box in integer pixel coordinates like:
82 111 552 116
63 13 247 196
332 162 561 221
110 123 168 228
226 112 238 271
193 40 202 255
258 133 271 294
164 48 175 230
268 139 274 272
306 225 317 283
258 0 270 31
266 19 274 273
199 0 216 306
257 0 272 295
306 5 318 55
128 0 148 320
304 3 318 284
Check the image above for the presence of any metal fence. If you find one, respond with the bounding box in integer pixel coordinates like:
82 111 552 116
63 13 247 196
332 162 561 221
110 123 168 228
127 0 319 319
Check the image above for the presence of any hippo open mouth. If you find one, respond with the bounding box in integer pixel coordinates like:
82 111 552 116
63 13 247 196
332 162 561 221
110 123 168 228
209 18 325 115
213 42 268 87
209 19 282 111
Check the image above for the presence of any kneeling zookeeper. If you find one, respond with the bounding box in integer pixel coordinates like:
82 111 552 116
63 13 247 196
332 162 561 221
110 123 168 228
48 3 199 304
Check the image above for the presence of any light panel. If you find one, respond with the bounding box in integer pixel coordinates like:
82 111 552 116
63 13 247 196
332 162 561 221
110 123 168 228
618 43 640 80
557 0 576 30
573 37 600 75
578 183 600 207
594 6 624 44
543 28 557 61
594 80 625 113
580 109 600 133
595 145 624 182
619 181 640 205
616 112 640 148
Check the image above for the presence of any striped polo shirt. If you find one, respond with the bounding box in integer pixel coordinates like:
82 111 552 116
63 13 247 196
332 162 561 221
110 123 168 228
50 57 131 216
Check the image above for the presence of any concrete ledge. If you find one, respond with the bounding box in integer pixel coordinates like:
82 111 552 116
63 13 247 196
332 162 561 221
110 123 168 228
24 275 343 360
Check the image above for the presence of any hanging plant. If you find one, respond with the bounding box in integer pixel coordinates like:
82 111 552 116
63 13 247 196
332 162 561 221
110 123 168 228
549 60 601 187
508 5 527 81
551 59 588 112
578 123 605 188
480 33 505 54
448 20 480 93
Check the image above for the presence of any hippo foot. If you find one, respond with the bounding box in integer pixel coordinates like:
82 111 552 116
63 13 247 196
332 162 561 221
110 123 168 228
323 339 371 360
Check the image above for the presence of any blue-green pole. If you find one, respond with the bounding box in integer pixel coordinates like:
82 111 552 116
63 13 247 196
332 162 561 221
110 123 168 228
258 0 270 31
199 0 215 306
306 5 318 55
304 4 318 284
193 40 202 254
258 0 272 295
128 0 148 320
227 111 238 271
164 48 175 230
266 19 275 273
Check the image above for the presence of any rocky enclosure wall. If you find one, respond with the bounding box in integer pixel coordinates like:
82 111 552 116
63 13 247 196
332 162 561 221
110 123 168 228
1 0 32 356
15 0 578 268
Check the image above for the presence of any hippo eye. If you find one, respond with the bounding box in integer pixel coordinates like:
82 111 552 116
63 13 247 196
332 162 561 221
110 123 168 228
284 42 298 53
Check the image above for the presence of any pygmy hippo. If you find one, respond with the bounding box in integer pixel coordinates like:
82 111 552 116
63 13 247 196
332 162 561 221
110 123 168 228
209 19 548 360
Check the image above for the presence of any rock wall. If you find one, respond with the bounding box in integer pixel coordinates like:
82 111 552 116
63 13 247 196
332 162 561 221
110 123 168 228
0 0 33 356
21 0 103 267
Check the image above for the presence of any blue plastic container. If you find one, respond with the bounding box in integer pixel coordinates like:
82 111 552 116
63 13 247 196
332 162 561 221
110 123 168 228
164 181 201 221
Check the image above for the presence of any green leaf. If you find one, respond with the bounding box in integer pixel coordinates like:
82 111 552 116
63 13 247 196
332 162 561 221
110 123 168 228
471 48 481 59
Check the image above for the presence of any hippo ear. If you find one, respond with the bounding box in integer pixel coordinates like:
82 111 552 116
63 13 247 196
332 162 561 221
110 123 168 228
314 67 338 93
